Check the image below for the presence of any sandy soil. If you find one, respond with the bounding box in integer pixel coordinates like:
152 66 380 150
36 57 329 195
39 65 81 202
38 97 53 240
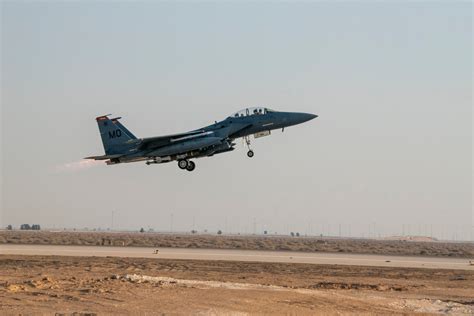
1 255 473 315
2 230 473 258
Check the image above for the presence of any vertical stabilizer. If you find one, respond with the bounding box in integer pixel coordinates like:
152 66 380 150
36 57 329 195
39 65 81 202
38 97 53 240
96 115 137 155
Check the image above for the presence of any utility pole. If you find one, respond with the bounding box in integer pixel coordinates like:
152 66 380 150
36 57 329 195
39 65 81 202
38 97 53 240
170 213 174 233
111 211 115 231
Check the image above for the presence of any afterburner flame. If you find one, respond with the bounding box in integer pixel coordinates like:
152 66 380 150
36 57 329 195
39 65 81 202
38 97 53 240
55 159 103 173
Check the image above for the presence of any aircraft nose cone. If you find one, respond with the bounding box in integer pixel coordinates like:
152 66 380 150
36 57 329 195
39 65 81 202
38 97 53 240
280 111 318 127
299 112 318 123
307 113 318 121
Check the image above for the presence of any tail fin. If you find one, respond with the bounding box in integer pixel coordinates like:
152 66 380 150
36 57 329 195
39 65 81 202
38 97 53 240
96 115 137 155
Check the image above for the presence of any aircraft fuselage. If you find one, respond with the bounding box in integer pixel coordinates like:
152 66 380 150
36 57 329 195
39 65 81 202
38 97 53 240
85 107 317 171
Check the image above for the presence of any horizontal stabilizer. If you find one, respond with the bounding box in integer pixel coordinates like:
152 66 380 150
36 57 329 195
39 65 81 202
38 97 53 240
84 154 123 160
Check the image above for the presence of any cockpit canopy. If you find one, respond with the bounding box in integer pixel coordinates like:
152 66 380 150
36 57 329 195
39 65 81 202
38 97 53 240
229 107 275 118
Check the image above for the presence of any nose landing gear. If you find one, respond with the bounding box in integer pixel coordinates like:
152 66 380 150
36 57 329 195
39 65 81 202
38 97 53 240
244 135 254 158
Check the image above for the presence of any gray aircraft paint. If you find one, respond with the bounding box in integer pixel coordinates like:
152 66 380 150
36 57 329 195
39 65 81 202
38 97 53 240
86 108 317 171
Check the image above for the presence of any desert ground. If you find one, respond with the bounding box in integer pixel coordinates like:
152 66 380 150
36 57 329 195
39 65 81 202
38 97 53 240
1 231 473 314
0 255 473 315
1 230 473 258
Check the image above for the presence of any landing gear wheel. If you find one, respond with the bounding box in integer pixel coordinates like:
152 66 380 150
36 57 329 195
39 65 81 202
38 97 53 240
244 136 254 158
178 159 188 169
186 161 195 171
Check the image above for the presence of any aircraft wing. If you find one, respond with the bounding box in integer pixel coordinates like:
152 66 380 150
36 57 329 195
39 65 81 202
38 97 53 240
137 130 208 150
138 122 253 151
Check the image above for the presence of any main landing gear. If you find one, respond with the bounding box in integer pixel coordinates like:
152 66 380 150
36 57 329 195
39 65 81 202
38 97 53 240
244 135 254 158
178 159 196 172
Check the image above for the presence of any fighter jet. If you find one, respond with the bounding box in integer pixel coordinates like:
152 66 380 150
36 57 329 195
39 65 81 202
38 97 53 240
85 107 317 171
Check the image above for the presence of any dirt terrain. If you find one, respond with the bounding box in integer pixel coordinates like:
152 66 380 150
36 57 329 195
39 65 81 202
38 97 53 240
2 230 473 258
1 255 473 315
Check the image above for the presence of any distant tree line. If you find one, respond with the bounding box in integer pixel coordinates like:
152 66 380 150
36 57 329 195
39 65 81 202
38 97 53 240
19 224 41 230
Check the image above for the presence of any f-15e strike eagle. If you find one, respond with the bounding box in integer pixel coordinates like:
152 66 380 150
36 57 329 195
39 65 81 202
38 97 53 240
85 107 317 171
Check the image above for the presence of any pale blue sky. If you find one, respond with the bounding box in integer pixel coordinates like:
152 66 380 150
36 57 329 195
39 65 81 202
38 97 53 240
1 2 472 239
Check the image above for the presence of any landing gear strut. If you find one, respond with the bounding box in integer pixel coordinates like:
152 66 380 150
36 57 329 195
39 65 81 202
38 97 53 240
244 135 254 158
